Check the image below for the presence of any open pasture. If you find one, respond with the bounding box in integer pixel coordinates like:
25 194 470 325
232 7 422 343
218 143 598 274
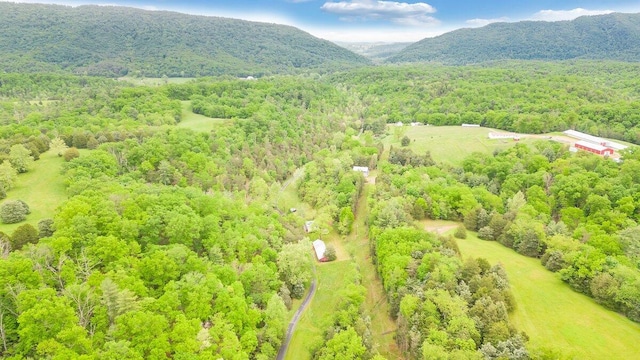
177 101 229 132
456 231 640 359
0 150 67 234
385 125 536 164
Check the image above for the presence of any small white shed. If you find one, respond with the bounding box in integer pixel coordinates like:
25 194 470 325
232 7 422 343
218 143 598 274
312 239 327 261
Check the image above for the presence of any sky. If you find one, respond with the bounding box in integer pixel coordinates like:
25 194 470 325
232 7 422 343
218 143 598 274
3 0 640 42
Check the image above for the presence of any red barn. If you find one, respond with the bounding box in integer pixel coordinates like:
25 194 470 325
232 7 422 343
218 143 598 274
575 141 614 156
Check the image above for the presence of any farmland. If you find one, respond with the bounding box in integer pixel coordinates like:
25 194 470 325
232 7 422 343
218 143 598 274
457 231 640 359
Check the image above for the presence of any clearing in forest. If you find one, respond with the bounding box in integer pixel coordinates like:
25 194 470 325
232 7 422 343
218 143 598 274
117 77 196 86
457 232 640 359
177 101 228 132
385 125 536 165
0 150 67 234
345 183 403 359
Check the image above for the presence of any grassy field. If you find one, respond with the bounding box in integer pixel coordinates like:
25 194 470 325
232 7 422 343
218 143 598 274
285 260 359 360
0 150 67 234
177 101 229 133
117 77 196 86
456 231 640 359
384 125 536 165
344 183 402 359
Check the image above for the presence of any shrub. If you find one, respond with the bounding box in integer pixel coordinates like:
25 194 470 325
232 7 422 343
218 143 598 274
0 200 29 224
325 245 337 261
63 147 80 162
454 225 467 239
541 250 564 272
38 218 55 238
478 226 495 240
16 200 30 214
401 135 410 147
11 223 38 250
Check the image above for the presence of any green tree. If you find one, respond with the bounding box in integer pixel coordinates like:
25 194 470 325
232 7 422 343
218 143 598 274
63 147 80 162
50 137 69 157
16 288 78 356
112 310 170 358
317 327 366 360
325 244 337 261
454 226 467 239
10 224 39 250
401 135 411 147
338 207 355 235
277 240 312 298
9 144 33 173
37 218 55 238
0 161 18 192
262 293 287 346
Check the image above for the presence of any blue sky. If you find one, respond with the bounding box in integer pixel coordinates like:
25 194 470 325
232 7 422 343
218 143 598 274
4 0 640 42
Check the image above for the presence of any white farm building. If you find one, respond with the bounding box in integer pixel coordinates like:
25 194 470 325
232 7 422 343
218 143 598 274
488 132 520 140
353 166 369 177
312 239 327 262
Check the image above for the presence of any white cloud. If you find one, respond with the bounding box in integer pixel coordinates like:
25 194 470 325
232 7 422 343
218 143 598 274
306 24 449 42
465 17 509 27
530 8 614 22
321 0 438 26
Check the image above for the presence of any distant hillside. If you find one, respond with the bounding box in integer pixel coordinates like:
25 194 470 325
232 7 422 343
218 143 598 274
388 13 640 64
0 3 370 77
336 42 411 62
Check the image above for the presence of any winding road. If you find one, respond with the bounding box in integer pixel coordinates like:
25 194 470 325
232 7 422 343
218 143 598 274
275 278 317 360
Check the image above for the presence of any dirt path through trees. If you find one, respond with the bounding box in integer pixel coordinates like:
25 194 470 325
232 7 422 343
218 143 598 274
344 180 403 359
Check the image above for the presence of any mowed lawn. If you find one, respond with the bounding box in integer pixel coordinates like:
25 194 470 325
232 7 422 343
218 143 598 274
457 233 640 359
0 150 67 234
285 260 359 360
384 126 535 165
177 101 229 133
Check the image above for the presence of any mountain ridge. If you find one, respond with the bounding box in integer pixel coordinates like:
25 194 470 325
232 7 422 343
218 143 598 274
388 12 640 64
0 3 370 77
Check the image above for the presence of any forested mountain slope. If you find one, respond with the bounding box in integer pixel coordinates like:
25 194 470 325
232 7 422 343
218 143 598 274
0 3 369 77
388 13 640 64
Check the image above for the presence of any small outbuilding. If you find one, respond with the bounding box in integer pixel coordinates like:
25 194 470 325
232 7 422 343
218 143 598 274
304 220 314 233
312 239 327 262
352 166 369 177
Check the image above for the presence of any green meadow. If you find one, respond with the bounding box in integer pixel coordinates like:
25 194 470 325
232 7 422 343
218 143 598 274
177 101 229 133
385 125 535 165
0 150 68 234
457 232 640 359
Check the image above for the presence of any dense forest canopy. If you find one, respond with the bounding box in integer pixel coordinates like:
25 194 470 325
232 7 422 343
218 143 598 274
0 3 370 77
389 12 640 64
331 61 640 144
